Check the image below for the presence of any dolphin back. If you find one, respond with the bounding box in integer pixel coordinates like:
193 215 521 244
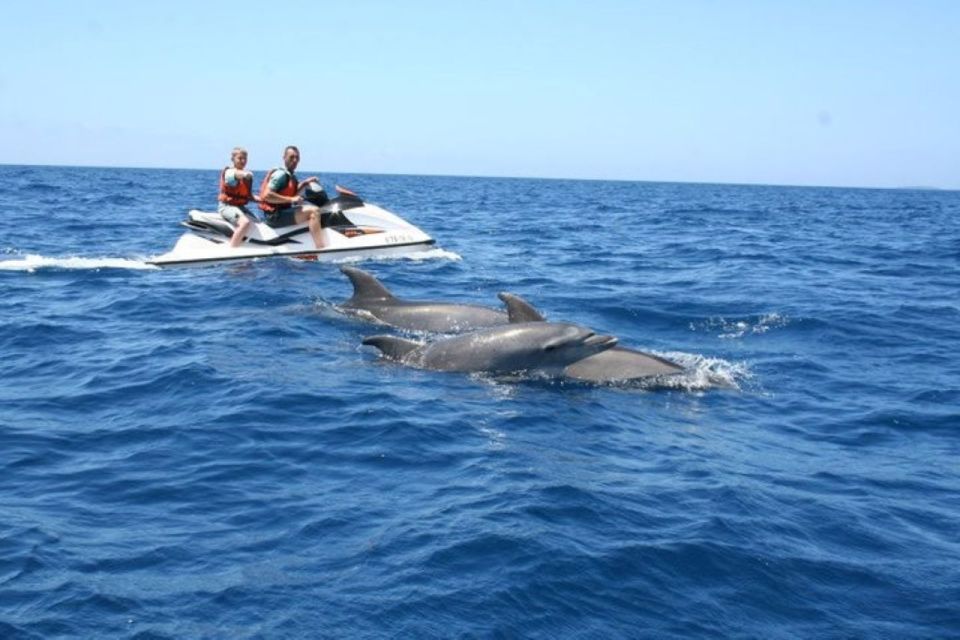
342 266 395 304
564 346 684 382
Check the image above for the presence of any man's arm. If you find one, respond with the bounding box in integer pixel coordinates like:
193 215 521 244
297 176 319 193
261 171 302 205
261 189 301 205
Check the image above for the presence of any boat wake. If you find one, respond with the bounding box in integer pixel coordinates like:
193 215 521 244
0 249 460 273
0 253 158 273
329 247 462 264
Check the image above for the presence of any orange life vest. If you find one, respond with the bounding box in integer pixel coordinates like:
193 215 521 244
218 167 253 206
258 168 299 213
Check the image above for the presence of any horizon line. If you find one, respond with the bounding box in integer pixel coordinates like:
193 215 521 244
0 161 953 193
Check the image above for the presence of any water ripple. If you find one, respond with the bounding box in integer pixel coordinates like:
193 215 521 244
0 166 958 638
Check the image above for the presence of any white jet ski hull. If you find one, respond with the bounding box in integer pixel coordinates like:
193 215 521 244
149 194 435 267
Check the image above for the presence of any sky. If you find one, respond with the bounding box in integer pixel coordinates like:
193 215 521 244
0 0 957 188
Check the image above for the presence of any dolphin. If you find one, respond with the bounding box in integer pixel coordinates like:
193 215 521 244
344 266 684 383
362 322 618 375
497 292 685 382
340 266 522 332
563 346 684 383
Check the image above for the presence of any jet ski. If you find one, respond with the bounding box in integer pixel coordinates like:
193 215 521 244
149 185 435 267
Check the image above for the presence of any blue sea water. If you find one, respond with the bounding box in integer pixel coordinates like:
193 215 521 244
1 164 959 638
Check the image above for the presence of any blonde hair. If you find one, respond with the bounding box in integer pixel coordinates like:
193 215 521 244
231 146 248 158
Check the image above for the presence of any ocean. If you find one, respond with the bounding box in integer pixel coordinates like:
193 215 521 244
1 164 958 638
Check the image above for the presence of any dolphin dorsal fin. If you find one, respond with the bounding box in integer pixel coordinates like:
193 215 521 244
341 266 396 302
362 335 422 361
498 292 546 323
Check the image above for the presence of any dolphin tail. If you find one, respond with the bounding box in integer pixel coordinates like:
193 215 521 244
498 292 546 323
341 266 396 303
362 335 423 361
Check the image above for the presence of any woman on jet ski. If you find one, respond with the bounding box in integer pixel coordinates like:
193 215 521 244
217 147 257 247
258 145 326 249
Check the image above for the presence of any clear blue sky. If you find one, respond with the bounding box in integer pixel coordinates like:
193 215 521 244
1 1 957 188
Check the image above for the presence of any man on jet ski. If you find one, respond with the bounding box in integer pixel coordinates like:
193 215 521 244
258 145 325 249
218 146 257 247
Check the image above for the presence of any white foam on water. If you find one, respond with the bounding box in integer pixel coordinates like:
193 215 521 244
657 351 752 391
692 313 788 339
401 247 463 262
329 247 462 265
0 254 158 272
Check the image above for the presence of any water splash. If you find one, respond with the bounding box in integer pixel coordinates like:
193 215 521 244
692 313 788 339
658 352 751 390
